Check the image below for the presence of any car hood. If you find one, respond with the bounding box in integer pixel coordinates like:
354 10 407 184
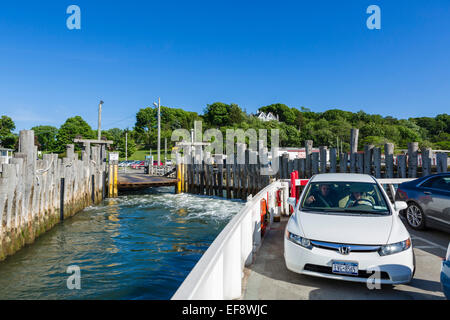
298 211 393 245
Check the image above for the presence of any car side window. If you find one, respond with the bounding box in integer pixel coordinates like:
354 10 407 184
421 177 439 189
436 177 450 191
422 177 450 191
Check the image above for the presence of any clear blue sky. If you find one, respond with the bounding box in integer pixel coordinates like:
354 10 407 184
1 0 449 132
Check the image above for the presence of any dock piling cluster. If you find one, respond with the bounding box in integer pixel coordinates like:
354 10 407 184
175 129 448 199
0 130 108 261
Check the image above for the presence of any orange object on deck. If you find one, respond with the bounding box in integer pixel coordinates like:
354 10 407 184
260 198 269 237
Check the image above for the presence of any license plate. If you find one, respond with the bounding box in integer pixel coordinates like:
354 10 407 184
332 261 359 276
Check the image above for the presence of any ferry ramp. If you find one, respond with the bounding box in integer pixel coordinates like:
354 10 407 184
118 172 177 190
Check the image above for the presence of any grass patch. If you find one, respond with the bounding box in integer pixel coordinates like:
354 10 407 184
120 149 171 161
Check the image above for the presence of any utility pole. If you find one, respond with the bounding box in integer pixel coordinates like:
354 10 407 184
97 100 104 140
158 97 161 166
153 97 161 166
148 119 152 160
125 131 128 162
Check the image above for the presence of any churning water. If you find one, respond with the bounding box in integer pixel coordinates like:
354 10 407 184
0 187 244 299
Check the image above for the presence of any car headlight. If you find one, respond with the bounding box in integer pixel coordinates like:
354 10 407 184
379 238 411 256
286 230 312 249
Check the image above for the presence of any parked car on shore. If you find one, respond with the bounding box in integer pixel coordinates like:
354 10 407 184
131 161 144 169
284 173 414 285
395 173 450 232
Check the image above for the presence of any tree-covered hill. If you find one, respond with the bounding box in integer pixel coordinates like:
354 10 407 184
1 103 449 153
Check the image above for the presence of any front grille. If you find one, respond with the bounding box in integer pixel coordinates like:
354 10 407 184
310 240 381 253
304 264 390 280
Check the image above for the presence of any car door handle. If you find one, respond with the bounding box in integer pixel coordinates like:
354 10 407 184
423 191 432 195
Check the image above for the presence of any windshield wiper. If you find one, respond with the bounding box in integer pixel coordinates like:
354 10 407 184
339 208 389 215
301 207 324 212
302 208 388 215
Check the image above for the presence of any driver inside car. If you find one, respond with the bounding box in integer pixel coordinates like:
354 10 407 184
305 183 339 207
339 184 375 208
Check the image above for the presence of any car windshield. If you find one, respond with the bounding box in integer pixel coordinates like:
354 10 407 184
301 181 390 215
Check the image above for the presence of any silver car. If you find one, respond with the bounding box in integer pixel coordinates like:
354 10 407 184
395 173 450 232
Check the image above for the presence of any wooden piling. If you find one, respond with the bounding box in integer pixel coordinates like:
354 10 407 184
356 153 364 174
385 143 394 178
339 152 347 173
319 146 327 173
422 148 432 176
373 147 381 178
311 152 319 175
408 142 419 178
350 128 359 173
226 156 232 199
364 145 373 175
329 148 337 173
305 140 313 177
397 154 407 178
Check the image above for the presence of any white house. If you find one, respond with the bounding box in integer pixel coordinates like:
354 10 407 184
276 147 323 160
257 111 279 122
0 147 13 165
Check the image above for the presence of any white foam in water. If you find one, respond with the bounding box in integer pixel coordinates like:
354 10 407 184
85 187 245 223
0 187 246 299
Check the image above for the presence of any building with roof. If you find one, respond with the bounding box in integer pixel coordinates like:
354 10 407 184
0 147 13 165
256 111 279 122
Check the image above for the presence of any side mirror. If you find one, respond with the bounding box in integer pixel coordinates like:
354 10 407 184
394 201 407 212
287 197 297 209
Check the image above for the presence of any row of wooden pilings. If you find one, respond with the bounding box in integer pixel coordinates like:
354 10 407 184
0 130 109 261
175 139 448 200
175 143 273 200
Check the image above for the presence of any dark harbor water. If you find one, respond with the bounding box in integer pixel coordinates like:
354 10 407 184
0 187 244 299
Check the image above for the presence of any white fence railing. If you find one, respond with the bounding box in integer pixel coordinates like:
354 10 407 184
171 180 289 300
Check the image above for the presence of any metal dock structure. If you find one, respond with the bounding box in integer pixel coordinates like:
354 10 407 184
118 172 177 190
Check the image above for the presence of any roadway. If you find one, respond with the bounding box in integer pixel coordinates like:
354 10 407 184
242 216 449 300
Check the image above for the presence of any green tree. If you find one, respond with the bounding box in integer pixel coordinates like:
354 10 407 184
0 115 17 149
259 103 296 125
135 107 157 133
55 116 95 152
0 115 15 136
101 128 123 151
117 132 136 158
32 125 58 152
204 102 232 127
228 103 244 125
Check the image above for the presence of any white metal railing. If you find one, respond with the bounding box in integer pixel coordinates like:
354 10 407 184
377 178 415 202
171 180 288 300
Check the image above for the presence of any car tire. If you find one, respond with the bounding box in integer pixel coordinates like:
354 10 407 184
405 202 426 230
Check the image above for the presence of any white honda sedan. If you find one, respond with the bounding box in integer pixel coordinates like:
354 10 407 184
284 173 415 285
